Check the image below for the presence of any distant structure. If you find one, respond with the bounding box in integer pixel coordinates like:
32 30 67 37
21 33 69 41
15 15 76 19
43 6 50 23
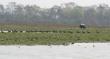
80 24 86 29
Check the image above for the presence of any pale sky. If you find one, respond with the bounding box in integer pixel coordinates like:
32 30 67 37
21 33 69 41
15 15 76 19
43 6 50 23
0 0 110 8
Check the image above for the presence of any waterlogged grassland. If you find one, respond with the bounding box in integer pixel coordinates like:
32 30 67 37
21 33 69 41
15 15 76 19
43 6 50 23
0 28 110 45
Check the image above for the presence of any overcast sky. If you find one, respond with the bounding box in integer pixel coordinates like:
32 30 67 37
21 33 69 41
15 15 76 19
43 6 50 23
0 0 110 8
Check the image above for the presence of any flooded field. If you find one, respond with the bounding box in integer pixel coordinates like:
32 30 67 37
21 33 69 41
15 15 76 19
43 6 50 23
0 43 110 59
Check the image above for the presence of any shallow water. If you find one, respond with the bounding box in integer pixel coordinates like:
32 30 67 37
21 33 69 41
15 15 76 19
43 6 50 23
0 43 110 59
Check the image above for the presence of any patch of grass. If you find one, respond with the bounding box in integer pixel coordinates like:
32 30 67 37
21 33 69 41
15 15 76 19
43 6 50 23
0 28 109 45
0 25 110 45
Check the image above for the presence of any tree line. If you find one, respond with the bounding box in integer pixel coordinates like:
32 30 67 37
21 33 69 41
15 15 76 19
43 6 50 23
0 2 110 27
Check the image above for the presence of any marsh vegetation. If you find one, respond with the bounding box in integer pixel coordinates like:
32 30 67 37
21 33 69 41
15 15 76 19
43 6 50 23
0 25 109 45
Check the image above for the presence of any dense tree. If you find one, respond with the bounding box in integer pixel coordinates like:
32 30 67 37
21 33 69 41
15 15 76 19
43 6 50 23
0 2 110 27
